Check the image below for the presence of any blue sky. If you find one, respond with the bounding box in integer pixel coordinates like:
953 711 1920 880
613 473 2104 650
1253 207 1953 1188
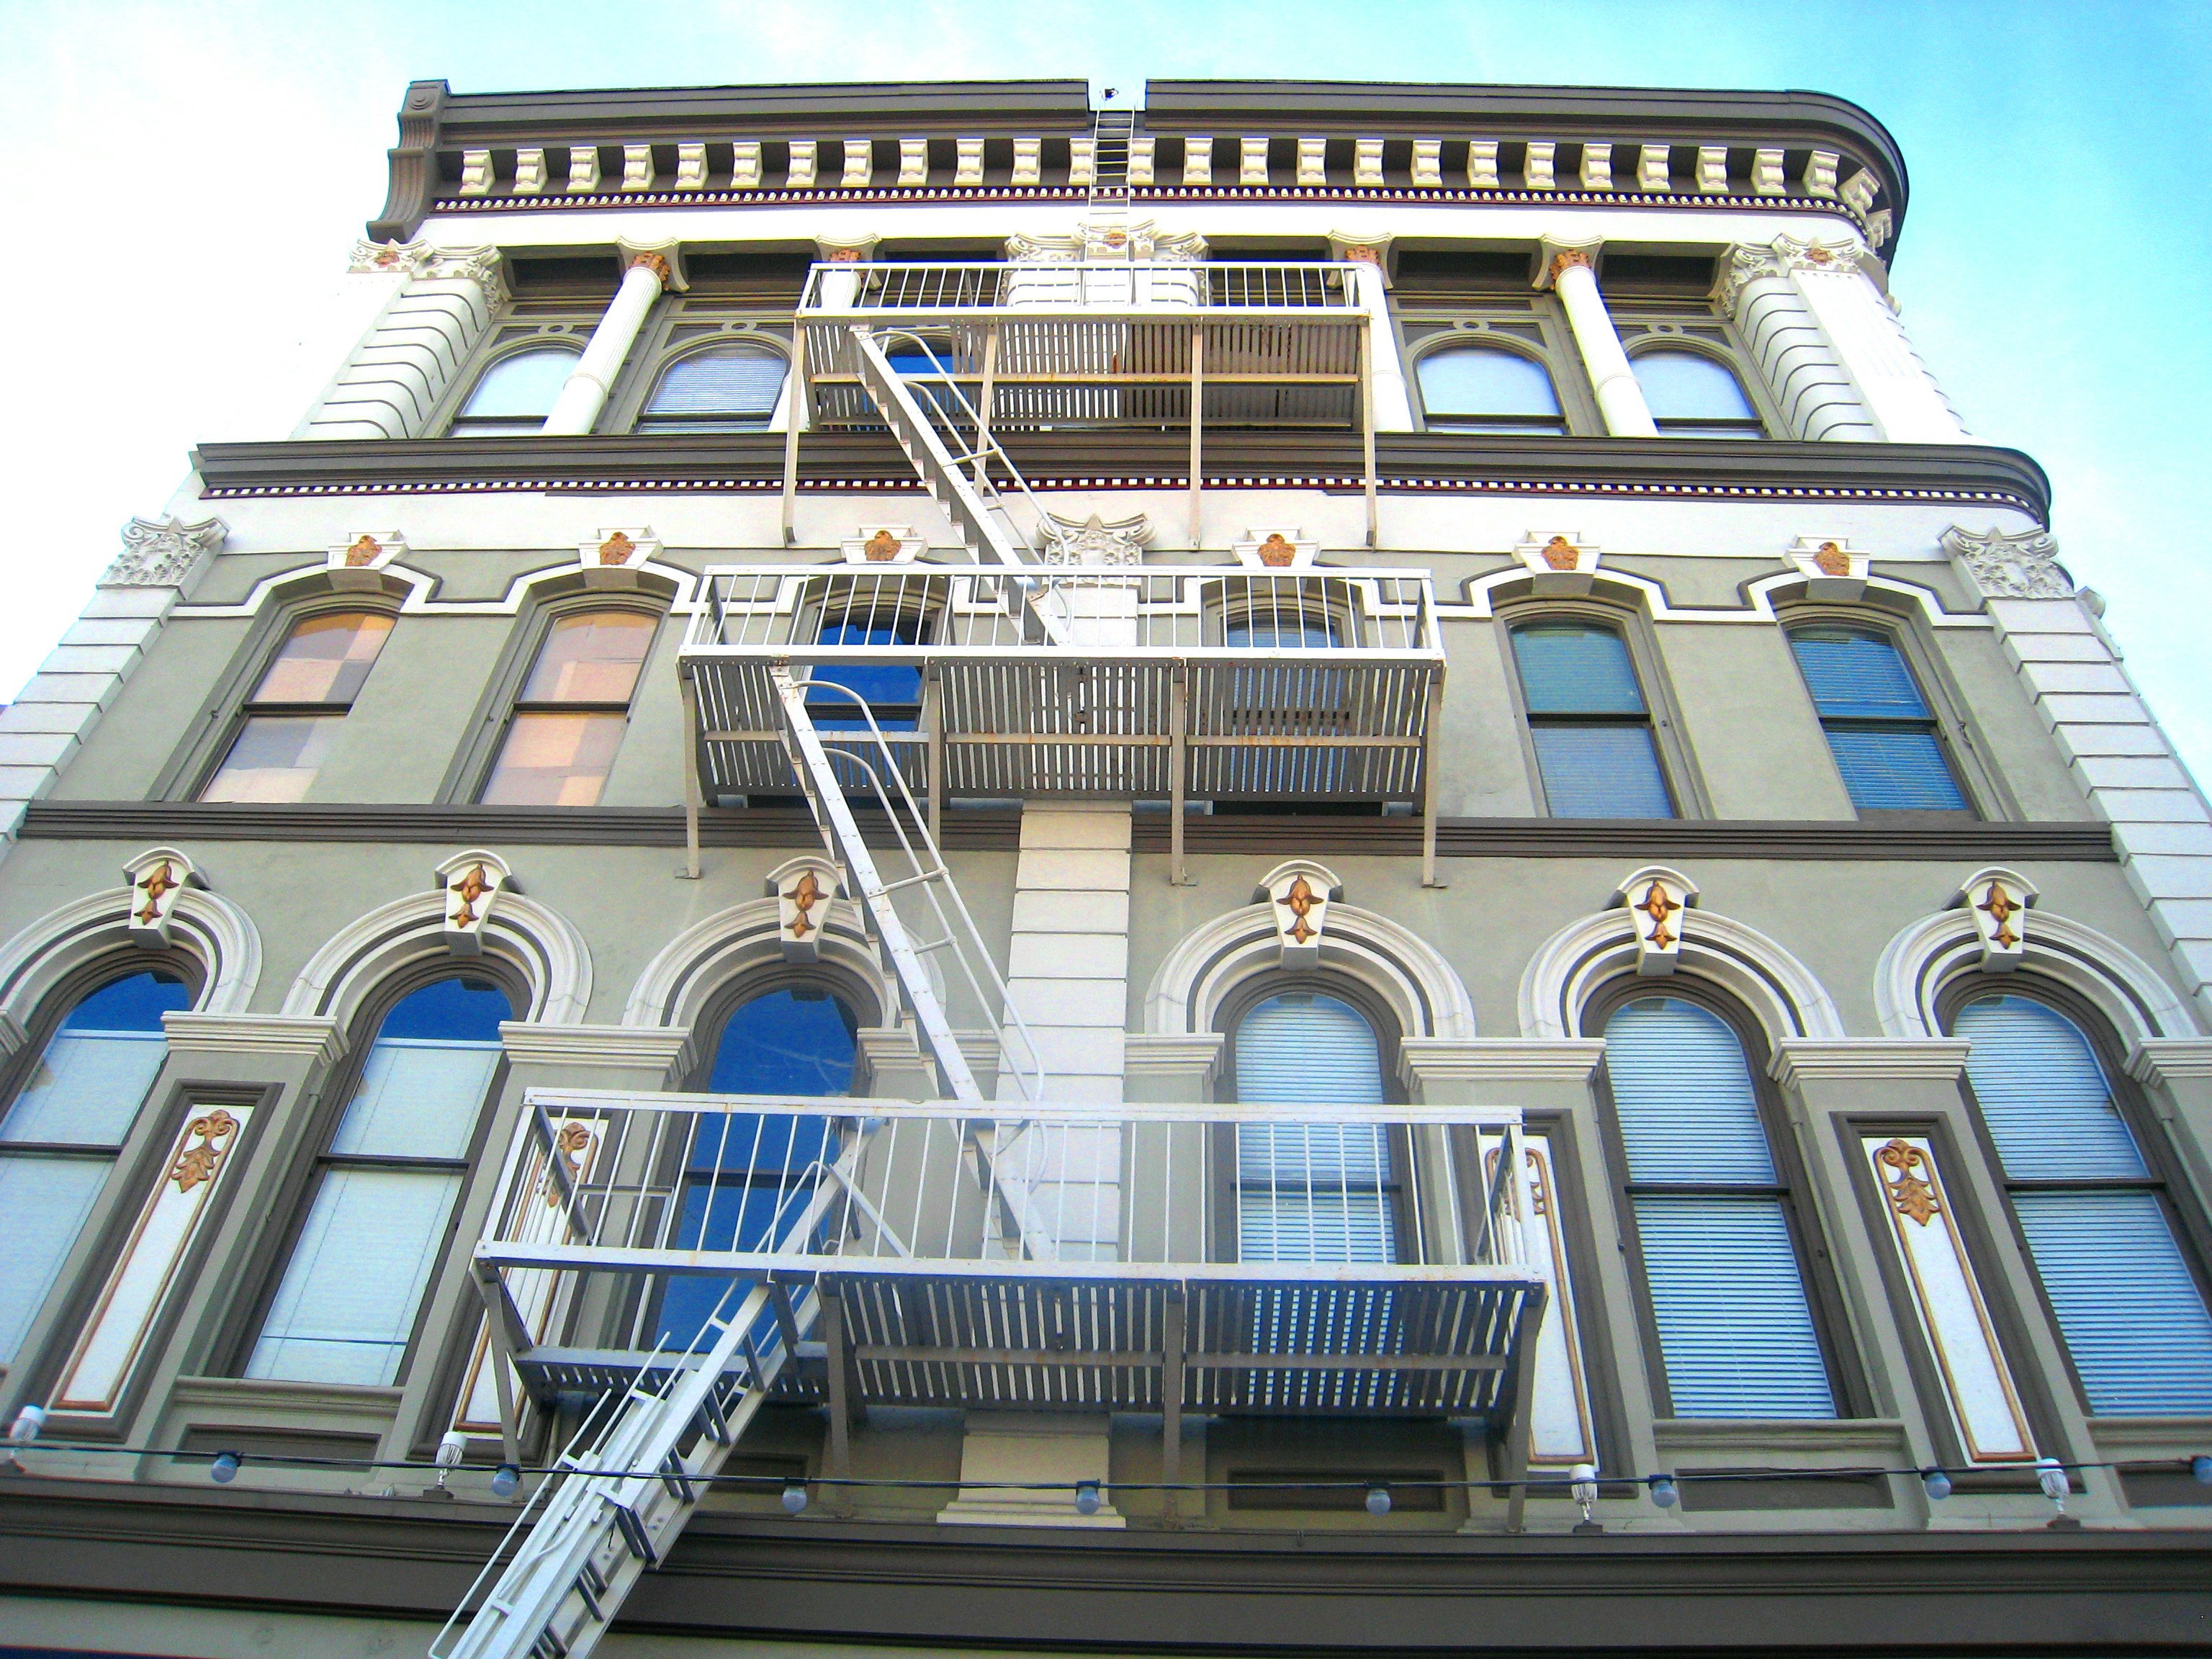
1 0 2208 781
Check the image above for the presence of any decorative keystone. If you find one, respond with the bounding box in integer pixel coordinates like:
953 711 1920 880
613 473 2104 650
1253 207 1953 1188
580 526 658 588
1514 531 1603 595
1233 528 1316 570
1786 536 1869 602
125 848 203 948
765 855 845 962
436 850 515 956
1612 865 1700 976
328 530 406 590
1949 866 2038 972
1256 859 1345 968
842 526 925 565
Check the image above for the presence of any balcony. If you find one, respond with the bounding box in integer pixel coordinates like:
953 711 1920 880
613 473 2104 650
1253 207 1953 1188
678 564 1444 874
472 1089 1547 1430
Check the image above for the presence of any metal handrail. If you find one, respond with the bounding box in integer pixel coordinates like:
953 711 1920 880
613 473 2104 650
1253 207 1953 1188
801 260 1364 313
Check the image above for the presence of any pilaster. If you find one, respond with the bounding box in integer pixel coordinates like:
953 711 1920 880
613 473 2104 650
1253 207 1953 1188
302 242 508 440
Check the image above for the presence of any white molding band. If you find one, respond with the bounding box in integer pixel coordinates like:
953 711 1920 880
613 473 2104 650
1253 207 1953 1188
499 1022 693 1072
1144 900 1477 1041
1874 903 2197 1046
1396 1038 1606 1087
622 896 902 1033
0 884 261 1030
159 1012 343 1065
282 887 592 1027
1519 901 1845 1043
2126 1038 2212 1086
1121 1032 1226 1077
1768 1038 1972 1088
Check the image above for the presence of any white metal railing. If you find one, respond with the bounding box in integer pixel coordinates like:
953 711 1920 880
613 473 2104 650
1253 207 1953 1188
479 1091 1534 1286
799 260 1363 315
684 566 1440 657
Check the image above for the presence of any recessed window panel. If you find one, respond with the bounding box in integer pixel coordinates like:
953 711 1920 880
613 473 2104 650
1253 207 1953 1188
481 711 629 806
1509 623 1673 818
1232 992 1395 1267
201 714 340 803
1418 346 1565 433
483 610 659 806
1633 349 1762 437
452 346 578 436
639 345 787 433
1511 624 1647 714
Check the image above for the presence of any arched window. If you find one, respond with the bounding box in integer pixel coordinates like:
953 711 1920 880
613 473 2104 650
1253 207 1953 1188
0 970 192 1362
201 610 394 802
1231 990 1397 1263
481 608 658 806
1417 345 1565 434
1601 996 1837 1418
1951 994 2212 1413
655 987 859 1349
1788 626 1970 815
248 976 515 1385
637 344 787 433
1630 349 1763 437
1509 621 1674 818
450 346 579 437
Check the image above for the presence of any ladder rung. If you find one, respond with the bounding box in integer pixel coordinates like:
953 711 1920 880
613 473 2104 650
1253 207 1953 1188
611 1503 658 1564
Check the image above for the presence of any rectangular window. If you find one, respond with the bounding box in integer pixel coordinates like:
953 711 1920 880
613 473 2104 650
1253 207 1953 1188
202 612 392 803
1789 626 1970 814
1510 622 1675 819
482 610 656 806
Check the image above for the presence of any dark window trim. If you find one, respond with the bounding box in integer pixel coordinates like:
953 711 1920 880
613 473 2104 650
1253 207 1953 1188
1408 331 1575 436
1934 971 2212 1419
616 326 795 435
1582 975 1864 1421
436 327 595 437
1615 323 1781 439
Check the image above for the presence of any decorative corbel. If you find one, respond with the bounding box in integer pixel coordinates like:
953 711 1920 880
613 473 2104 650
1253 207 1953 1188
814 232 880 266
1514 531 1603 595
1613 864 1699 976
1256 860 1344 968
327 529 406 590
436 851 515 957
1326 230 1393 287
1232 528 1317 570
1950 866 2038 971
765 855 845 962
125 848 202 948
616 237 688 293
842 526 925 564
1785 536 1869 602
1941 526 2073 602
580 526 658 588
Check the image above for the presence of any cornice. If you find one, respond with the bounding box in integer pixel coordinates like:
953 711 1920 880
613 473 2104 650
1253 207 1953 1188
496 1021 691 1071
21 804 2120 864
158 1011 343 1064
1396 1038 1606 1084
1123 1032 1226 1076
189 433 2051 523
1768 1038 1974 1088
2127 1038 2212 1087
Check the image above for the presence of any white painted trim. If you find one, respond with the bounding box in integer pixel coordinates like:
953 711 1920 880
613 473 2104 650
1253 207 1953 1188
1768 1038 1972 1087
1395 1038 1605 1085
1872 905 2200 1043
172 556 699 621
1519 904 1845 1043
2127 1038 2212 1085
159 1013 343 1064
1142 899 1477 1040
499 1022 692 1071
280 888 592 1027
621 894 904 1032
0 885 261 1030
1438 565 1987 628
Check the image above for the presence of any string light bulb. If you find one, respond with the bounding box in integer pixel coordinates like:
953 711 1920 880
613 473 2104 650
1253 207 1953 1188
208 1451 241 1485
781 1480 810 1515
1364 1484 1392 1516
1920 1467 1952 1502
1074 1480 1102 1516
490 1462 521 1500
1645 1473 1678 1509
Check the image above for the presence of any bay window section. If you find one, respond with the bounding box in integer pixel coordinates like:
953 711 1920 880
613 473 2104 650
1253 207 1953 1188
1509 621 1674 819
201 611 393 802
1953 994 2212 1414
481 609 657 806
247 977 513 1386
0 970 192 1362
1416 344 1566 434
1631 349 1763 437
637 344 787 433
1603 996 1837 1419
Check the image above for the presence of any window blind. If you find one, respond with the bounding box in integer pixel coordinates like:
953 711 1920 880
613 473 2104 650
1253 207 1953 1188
1790 630 1930 719
1233 994 1395 1265
1528 727 1674 819
1511 625 1646 714
1604 997 1835 1419
1789 629 1967 812
1820 728 1969 811
1955 994 2212 1414
647 346 787 418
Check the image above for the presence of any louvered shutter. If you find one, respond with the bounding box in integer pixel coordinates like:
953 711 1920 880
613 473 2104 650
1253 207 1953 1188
1957 996 2212 1413
1234 994 1394 1264
1604 998 1836 1419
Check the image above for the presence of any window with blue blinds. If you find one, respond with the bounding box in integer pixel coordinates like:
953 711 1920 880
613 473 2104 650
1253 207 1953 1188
1604 998 1837 1419
1510 623 1675 819
656 989 858 1350
1788 627 1969 814
1232 993 1395 1264
1955 995 2212 1413
249 977 513 1385
0 971 189 1364
638 345 788 433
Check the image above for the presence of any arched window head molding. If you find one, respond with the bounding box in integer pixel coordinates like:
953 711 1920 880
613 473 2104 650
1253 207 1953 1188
1874 903 2199 1045
1448 563 1984 631
0 877 261 1049
280 881 591 1029
1143 898 1476 1042
1519 889 1845 1046
622 896 901 1036
175 550 696 622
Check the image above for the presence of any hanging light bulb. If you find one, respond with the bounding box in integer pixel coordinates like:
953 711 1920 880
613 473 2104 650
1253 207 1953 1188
1363 1483 1393 1516
7 1406 45 1447
2192 1455 2212 1487
1074 1480 1102 1516
433 1430 468 1493
1920 1467 1953 1503
781 1480 810 1515
490 1462 521 1500
1569 1462 1600 1529
1645 1473 1678 1509
208 1451 242 1485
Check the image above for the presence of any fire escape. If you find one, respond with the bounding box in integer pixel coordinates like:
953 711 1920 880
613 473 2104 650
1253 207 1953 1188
436 113 1544 1659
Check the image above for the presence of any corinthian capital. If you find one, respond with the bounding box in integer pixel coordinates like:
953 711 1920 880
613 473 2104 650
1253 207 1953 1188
1941 526 2072 601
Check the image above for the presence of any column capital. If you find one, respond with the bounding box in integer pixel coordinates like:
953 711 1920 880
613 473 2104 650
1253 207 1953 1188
1326 229 1393 287
1532 235 1602 290
616 238 687 292
348 240 508 306
1711 234 1879 313
1941 524 2072 601
102 516 226 590
814 231 881 265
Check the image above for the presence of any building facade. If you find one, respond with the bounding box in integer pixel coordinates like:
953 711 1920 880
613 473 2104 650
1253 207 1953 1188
1 76 2210 1658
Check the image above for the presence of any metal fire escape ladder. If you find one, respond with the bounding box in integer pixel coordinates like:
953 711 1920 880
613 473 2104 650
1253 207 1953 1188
1086 106 1136 245
433 1155 857 1659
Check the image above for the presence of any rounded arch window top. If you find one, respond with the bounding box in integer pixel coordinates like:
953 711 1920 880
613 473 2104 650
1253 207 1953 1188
1233 990 1385 1105
453 344 579 436
1630 348 1761 436
0 968 191 1148
640 342 787 433
706 986 860 1096
1417 343 1564 433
